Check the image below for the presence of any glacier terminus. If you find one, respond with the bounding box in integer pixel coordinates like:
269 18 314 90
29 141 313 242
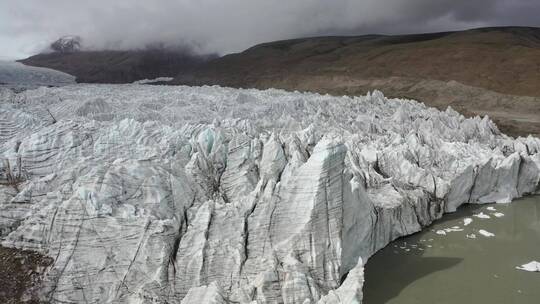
0 84 538 303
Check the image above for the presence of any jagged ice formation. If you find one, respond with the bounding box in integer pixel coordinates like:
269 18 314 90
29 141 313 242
0 84 539 303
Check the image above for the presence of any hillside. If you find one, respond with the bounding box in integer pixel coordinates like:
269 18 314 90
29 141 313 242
176 27 540 96
19 49 215 84
174 27 540 137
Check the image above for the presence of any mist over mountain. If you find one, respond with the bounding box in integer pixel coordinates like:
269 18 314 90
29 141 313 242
49 36 82 53
2 0 540 59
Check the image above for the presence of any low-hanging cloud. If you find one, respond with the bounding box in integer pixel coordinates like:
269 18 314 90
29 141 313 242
1 0 539 59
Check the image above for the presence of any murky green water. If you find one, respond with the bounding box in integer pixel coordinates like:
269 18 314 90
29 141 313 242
364 196 540 304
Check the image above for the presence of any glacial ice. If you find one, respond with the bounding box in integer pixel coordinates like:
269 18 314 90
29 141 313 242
133 77 174 85
0 84 538 303
0 60 75 90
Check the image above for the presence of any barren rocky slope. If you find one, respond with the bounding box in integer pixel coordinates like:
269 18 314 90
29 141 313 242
0 84 538 303
0 246 52 303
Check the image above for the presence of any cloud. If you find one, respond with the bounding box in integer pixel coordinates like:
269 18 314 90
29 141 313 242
1 0 539 59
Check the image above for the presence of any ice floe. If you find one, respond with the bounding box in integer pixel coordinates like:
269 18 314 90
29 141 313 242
478 229 496 237
474 212 491 219
516 261 540 272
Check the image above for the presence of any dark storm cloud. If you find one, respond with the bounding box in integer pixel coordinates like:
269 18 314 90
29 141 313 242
1 0 539 59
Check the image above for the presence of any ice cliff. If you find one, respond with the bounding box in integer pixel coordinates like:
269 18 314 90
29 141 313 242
0 84 538 303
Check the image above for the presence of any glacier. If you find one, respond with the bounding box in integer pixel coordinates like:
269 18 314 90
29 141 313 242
0 61 75 91
0 84 538 303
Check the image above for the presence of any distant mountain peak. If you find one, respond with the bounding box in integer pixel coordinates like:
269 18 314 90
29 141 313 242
50 35 82 53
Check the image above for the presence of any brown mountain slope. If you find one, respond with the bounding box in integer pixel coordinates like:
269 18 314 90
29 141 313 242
20 49 215 84
174 27 540 136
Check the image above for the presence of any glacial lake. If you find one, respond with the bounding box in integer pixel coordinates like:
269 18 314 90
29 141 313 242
364 195 540 304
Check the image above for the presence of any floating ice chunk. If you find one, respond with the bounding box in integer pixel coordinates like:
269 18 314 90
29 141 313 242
474 212 491 219
478 229 495 237
466 234 477 239
464 218 473 226
444 227 463 233
436 230 447 235
486 206 497 211
516 261 540 272
493 212 505 218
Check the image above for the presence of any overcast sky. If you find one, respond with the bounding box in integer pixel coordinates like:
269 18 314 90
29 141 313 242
1 0 539 60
